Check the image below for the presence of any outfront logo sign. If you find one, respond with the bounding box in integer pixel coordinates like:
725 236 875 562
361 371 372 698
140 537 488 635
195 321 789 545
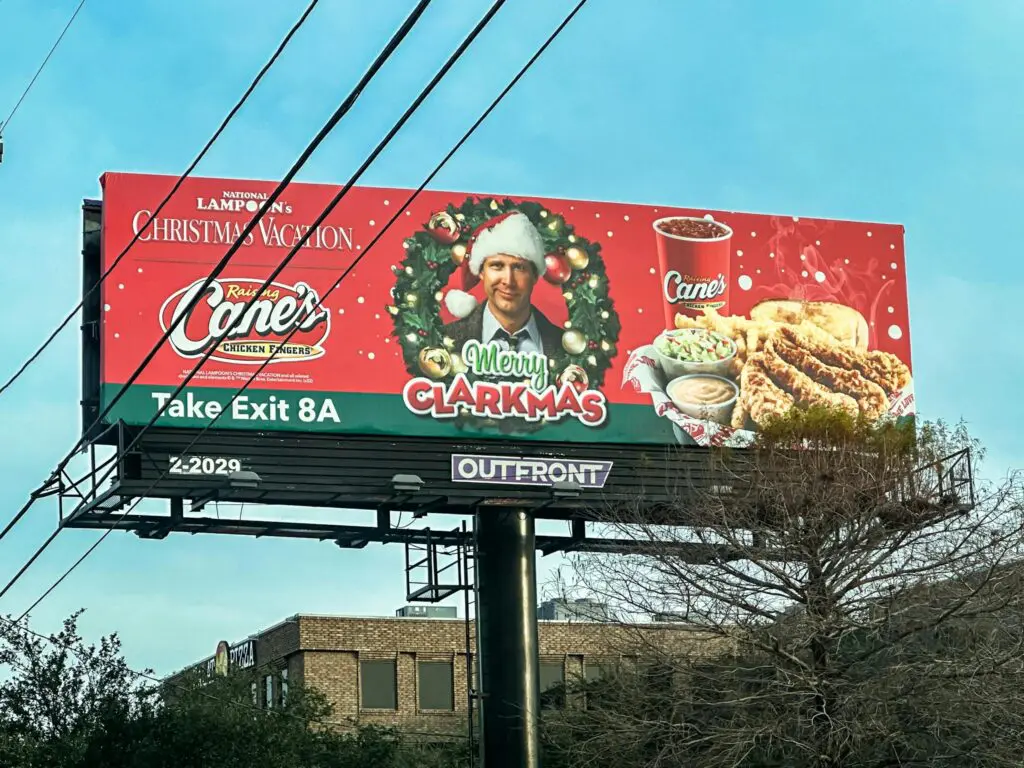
159 278 331 365
451 454 613 488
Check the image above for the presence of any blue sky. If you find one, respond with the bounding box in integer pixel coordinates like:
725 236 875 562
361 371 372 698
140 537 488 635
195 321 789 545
0 0 1021 676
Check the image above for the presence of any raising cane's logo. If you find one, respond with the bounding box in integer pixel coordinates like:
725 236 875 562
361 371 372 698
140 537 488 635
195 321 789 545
159 278 330 365
663 271 727 308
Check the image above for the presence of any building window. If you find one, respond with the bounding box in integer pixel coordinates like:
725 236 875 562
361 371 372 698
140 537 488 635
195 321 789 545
539 660 565 710
418 660 454 711
280 667 289 706
360 659 397 710
264 674 274 709
251 681 257 706
584 660 612 710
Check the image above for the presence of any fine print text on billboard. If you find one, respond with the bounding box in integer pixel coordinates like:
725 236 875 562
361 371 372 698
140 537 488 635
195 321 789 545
92 172 915 448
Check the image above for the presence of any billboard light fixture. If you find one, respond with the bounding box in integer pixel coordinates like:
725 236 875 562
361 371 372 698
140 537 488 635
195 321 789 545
391 474 424 494
227 470 261 490
551 481 581 499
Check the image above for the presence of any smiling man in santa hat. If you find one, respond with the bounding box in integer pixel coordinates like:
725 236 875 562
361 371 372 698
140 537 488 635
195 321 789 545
443 210 562 357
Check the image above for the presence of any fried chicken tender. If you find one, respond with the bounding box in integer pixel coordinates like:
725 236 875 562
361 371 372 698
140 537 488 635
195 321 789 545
865 349 912 393
775 325 905 395
730 399 749 430
773 327 888 419
740 354 795 425
762 338 859 417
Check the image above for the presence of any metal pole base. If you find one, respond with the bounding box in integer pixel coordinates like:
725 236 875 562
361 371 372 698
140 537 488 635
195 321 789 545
475 508 541 768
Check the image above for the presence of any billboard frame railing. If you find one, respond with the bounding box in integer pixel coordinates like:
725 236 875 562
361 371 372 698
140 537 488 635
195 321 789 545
60 508 745 562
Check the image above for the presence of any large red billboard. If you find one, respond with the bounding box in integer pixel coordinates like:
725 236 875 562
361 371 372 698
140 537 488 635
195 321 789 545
93 172 914 447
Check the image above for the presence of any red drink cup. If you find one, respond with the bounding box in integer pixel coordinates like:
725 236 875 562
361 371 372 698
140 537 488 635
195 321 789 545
652 216 733 329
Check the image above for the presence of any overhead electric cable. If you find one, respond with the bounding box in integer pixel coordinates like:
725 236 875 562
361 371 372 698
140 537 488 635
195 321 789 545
0 0 322 400
4 0 590 621
0 0 432 548
1 0 86 132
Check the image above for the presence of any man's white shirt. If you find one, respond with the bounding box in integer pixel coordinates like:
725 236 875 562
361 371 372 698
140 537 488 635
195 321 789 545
481 301 544 355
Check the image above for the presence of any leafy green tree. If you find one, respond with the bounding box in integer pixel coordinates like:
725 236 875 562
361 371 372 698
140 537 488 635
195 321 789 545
548 409 1024 767
0 610 468 767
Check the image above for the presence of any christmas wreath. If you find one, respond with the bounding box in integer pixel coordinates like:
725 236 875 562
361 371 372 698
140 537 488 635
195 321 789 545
388 195 621 432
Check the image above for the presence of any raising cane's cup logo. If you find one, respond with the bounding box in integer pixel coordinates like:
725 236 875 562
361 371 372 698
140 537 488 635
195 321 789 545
159 278 331 364
653 216 733 328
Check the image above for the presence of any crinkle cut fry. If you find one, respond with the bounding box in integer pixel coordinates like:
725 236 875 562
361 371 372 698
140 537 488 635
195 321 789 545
762 338 859 417
741 354 795 425
773 329 888 419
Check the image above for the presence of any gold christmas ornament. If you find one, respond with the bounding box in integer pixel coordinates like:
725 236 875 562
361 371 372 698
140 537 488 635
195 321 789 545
561 329 587 355
566 246 589 270
418 347 453 379
546 214 565 232
450 353 468 374
451 243 467 264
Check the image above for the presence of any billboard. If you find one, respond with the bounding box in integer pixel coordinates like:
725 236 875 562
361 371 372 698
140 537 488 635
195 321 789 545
88 172 914 448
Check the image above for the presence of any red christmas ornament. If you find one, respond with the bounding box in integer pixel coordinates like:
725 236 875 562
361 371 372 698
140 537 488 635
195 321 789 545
427 211 461 245
543 252 572 285
558 364 589 394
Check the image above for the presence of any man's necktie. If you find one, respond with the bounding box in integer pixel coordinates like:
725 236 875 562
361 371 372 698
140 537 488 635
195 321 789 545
497 329 526 352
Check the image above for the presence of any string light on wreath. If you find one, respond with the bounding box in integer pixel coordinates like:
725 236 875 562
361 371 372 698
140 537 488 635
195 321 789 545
389 196 622 431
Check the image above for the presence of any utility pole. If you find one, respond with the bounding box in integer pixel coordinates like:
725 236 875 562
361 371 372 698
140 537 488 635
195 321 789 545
474 508 542 768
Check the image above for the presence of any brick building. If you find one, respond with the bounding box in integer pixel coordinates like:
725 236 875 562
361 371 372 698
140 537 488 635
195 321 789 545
168 610 698 732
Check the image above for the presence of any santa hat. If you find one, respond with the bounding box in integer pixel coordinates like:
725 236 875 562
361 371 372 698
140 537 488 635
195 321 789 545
467 211 545 276
445 210 546 320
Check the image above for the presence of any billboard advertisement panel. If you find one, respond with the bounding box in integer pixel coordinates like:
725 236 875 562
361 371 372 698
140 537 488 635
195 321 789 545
90 172 914 447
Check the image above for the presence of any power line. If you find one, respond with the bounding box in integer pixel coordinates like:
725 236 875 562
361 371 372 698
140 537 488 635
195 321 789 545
0 0 322 400
7 0 590 626
0 0 432 549
1 0 86 132
0 0 483 562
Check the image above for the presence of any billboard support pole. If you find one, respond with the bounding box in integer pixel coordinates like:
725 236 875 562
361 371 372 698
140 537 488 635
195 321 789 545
475 508 541 768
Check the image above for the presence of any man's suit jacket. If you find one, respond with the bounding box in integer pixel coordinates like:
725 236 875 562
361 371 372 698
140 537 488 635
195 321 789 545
442 302 563 358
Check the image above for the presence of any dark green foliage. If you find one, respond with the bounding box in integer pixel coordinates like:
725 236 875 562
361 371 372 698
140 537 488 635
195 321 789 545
0 611 471 768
